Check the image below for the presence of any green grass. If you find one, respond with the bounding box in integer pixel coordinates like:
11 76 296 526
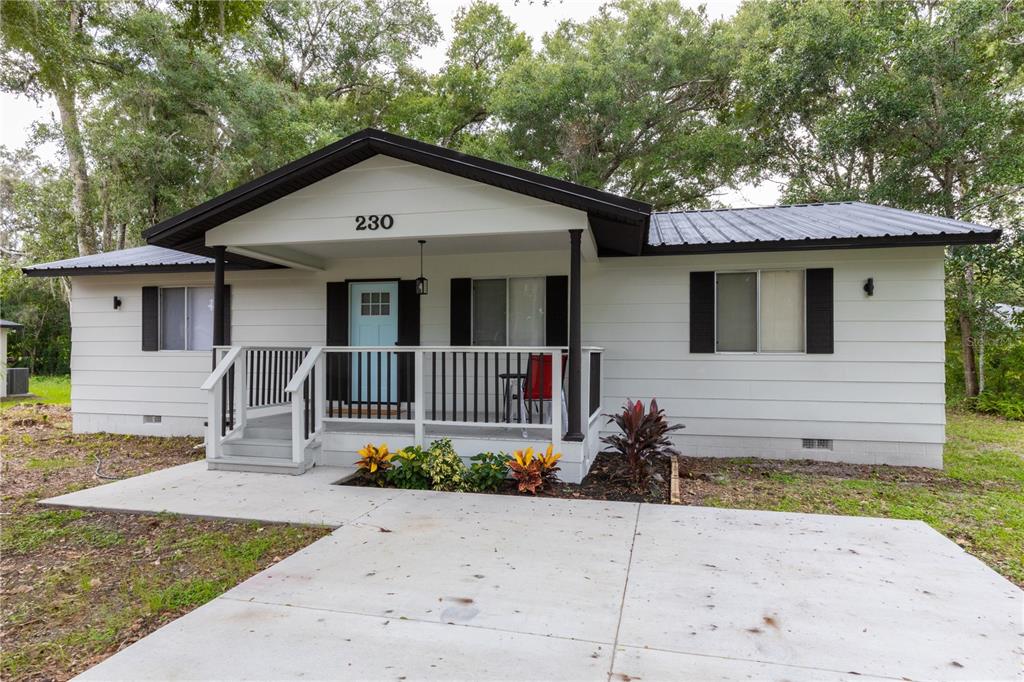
701 411 1024 585
1 374 71 408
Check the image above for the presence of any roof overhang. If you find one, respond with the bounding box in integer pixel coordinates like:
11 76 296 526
640 229 1002 256
144 128 653 258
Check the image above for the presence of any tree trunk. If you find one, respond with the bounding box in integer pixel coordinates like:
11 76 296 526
54 84 96 256
99 177 112 252
959 264 980 398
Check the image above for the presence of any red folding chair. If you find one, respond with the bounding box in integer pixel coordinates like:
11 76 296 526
522 353 567 423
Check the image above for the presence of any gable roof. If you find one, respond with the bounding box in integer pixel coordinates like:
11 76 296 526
23 245 221 277
647 201 1000 254
144 128 652 258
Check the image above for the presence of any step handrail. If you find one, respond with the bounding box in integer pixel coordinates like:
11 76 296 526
284 346 324 394
200 346 243 391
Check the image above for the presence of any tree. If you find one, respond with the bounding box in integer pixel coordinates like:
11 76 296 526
731 0 1024 396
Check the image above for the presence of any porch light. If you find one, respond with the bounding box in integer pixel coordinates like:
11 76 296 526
416 239 429 295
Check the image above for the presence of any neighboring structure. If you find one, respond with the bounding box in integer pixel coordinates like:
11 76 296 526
24 129 1000 480
1 319 26 399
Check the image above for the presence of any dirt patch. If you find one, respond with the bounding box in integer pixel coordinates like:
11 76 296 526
1 404 329 681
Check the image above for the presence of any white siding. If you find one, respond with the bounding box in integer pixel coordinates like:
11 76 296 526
68 245 947 467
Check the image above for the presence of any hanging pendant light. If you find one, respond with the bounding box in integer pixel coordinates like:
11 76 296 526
416 239 429 295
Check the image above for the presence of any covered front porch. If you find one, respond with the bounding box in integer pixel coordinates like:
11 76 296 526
200 225 607 482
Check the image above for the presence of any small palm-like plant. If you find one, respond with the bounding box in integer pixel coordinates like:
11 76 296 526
602 399 684 488
506 447 543 494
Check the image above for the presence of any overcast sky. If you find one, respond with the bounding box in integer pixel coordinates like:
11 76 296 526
0 0 780 206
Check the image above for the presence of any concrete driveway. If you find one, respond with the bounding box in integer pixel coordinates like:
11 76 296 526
45 463 1022 681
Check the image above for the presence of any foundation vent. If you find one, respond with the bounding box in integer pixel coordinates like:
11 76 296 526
142 415 163 424
802 438 833 450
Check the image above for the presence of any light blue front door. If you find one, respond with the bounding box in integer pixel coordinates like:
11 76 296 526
349 281 399 403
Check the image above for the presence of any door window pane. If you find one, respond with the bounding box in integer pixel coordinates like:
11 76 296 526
716 272 757 352
508 277 545 346
760 271 804 352
472 279 507 346
188 287 215 351
160 288 186 350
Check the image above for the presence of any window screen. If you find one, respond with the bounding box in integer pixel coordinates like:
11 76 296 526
508 277 545 346
472 279 507 346
160 287 186 350
715 272 757 352
760 271 804 352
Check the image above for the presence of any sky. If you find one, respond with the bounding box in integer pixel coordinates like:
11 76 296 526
0 0 780 206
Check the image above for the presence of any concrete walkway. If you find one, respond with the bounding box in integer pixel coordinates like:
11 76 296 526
44 464 1023 681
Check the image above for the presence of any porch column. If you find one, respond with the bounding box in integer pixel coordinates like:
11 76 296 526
213 245 226 349
565 229 584 441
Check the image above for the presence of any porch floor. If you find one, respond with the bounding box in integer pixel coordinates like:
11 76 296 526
42 462 1022 681
244 411 556 440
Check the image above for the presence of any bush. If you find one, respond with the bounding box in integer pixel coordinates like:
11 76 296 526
386 446 432 489
425 438 467 492
972 340 1024 420
466 452 508 493
354 443 395 485
536 445 562 487
602 399 684 488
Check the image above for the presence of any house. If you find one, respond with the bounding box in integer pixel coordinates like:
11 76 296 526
23 129 1000 481
1 319 26 398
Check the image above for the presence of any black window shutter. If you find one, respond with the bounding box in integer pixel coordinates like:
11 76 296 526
397 280 420 402
689 271 715 353
142 286 159 351
450 278 472 345
326 282 349 402
222 285 232 345
545 275 568 346
806 268 834 354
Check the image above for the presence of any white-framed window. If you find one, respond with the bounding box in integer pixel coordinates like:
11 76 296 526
715 270 805 353
159 286 215 351
472 277 545 346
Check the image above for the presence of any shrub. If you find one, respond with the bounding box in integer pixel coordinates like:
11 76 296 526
536 445 562 487
971 340 1024 420
425 438 467 491
466 452 508 493
506 448 544 494
354 443 395 485
386 446 432 489
602 399 684 488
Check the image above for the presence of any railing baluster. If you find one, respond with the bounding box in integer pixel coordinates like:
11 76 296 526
462 352 467 423
357 351 363 414
504 352 511 423
483 352 488 423
431 352 437 420
347 352 353 419
376 351 382 419
441 351 447 421
493 352 499 423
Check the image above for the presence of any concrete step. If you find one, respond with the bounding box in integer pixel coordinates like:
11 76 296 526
222 437 292 459
207 455 312 475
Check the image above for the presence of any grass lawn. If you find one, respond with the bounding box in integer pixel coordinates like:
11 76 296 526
676 411 1024 587
0 403 330 681
0 374 72 408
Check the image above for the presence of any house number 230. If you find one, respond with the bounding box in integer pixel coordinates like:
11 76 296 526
355 214 394 231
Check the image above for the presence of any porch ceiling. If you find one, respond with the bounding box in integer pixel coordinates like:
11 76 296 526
228 230 596 269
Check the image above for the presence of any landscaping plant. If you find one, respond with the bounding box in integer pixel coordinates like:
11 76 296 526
536 445 562 487
466 452 508 493
602 399 684 488
506 448 544 494
354 443 395 485
386 446 432 489
425 438 467 492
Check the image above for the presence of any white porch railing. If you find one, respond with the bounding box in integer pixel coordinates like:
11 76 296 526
203 344 604 465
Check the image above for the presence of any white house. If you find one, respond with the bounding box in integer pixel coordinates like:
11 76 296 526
24 129 1000 481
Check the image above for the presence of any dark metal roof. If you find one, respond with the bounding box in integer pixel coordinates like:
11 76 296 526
144 128 652 258
22 245 249 277
647 202 1001 253
0 319 23 330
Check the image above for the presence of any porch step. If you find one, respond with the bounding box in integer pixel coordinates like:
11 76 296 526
240 426 291 440
222 437 293 459
208 454 313 475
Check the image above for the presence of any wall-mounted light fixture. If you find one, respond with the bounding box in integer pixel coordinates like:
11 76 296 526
863 278 875 297
416 240 429 295
113 296 122 310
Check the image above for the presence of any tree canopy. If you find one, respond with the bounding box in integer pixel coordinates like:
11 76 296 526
1 0 1021 396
